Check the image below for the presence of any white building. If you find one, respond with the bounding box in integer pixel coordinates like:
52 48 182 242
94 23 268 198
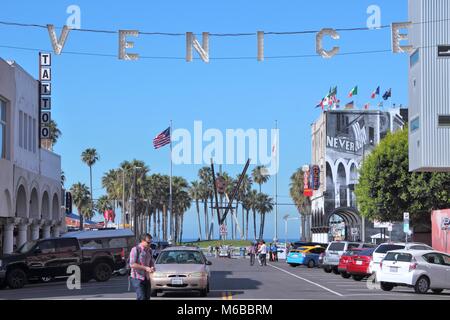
409 0 450 172
0 58 64 254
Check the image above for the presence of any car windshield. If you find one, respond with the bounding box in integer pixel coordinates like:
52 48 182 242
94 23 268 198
384 252 412 262
358 249 375 256
16 240 37 254
328 243 345 251
375 244 405 254
156 250 205 264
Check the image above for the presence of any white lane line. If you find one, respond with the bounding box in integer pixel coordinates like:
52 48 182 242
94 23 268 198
268 264 343 297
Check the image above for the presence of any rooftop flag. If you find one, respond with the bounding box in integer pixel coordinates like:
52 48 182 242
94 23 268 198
348 86 358 98
345 101 355 109
371 86 380 99
382 88 392 101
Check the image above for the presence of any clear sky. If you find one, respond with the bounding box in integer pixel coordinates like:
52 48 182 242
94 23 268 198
0 0 409 240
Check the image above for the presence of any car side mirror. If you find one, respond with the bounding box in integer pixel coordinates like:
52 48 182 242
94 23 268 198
206 260 212 266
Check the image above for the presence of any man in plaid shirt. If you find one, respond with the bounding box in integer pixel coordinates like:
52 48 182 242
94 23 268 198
130 233 155 300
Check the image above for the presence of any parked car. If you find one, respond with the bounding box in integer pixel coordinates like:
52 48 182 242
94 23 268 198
150 246 212 297
0 237 126 289
323 241 373 274
347 248 376 281
286 246 326 268
292 242 328 249
377 249 450 294
370 242 433 278
338 248 364 279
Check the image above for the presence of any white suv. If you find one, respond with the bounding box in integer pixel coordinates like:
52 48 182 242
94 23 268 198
371 242 433 278
377 249 450 294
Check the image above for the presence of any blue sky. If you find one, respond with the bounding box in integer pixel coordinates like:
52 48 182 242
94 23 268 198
0 0 409 240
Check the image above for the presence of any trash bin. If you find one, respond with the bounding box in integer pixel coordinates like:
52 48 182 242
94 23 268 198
240 247 246 257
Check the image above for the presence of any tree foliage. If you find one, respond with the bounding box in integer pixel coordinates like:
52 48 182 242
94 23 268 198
355 128 450 223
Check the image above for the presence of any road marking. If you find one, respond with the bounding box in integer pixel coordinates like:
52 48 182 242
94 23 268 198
268 264 343 297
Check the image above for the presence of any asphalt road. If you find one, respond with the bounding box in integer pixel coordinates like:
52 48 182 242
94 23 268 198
1 256 450 300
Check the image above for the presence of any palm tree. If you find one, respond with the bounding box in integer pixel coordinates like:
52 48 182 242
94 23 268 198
198 167 213 239
49 120 61 149
247 189 259 240
81 148 99 215
252 165 270 193
236 173 252 239
95 195 112 223
290 168 312 241
70 182 90 230
257 193 274 240
189 181 203 240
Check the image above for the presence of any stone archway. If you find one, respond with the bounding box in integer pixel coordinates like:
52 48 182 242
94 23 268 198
30 188 39 219
326 207 362 241
16 185 27 218
52 193 59 221
41 191 50 220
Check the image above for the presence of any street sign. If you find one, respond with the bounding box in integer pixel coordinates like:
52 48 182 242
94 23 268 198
387 224 393 232
219 224 227 235
374 220 392 229
403 212 410 233
441 217 450 230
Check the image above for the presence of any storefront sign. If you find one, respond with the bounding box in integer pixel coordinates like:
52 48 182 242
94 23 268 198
39 52 52 142
326 136 357 154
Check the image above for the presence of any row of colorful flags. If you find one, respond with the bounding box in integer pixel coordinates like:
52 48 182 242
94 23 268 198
316 86 392 110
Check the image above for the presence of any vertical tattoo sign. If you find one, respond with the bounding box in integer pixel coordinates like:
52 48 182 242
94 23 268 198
39 52 52 147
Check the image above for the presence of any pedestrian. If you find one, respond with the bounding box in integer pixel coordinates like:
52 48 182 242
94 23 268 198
215 245 219 258
129 233 155 300
247 242 256 266
272 242 279 262
257 241 268 266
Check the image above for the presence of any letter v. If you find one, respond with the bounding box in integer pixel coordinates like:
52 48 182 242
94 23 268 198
47 24 71 55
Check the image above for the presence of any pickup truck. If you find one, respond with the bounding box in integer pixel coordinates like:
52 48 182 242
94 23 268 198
0 237 126 289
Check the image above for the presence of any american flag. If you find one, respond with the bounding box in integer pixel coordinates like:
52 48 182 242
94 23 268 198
153 127 171 149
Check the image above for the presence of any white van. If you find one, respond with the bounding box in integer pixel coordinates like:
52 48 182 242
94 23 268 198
322 241 374 274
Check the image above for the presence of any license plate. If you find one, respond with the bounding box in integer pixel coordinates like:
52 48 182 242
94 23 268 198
171 278 183 285
390 267 397 272
356 261 363 265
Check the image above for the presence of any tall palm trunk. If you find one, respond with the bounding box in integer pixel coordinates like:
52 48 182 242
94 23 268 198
78 206 84 231
301 214 306 241
157 209 161 241
203 200 209 240
180 213 184 243
162 204 168 241
89 165 93 213
195 200 202 240
153 208 157 238
245 209 250 240
252 209 257 240
210 196 214 239
241 203 245 240
259 213 265 240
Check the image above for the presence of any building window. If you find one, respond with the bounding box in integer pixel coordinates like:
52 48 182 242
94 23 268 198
410 49 419 67
411 116 420 133
23 113 28 150
0 99 7 159
369 127 375 145
19 111 23 148
33 118 36 153
438 115 450 128
28 115 32 152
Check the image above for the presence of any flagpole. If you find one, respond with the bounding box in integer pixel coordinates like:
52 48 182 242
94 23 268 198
169 120 173 244
274 120 278 242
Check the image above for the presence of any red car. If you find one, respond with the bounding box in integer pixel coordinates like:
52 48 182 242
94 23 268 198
346 248 375 281
338 248 364 279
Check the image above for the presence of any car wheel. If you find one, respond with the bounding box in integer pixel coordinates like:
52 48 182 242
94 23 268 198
332 267 340 275
0 280 7 289
414 276 430 294
93 262 113 282
431 289 444 294
199 288 208 297
352 275 364 281
380 282 394 292
6 268 27 289
150 289 158 297
307 260 315 268
341 272 351 279
324 266 332 273
289 263 297 268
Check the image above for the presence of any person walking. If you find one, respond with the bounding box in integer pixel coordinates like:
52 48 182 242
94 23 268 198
272 243 279 262
129 233 155 300
247 242 257 266
258 241 268 266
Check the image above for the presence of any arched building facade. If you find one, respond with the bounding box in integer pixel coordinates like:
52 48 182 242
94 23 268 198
309 109 407 243
0 58 64 254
